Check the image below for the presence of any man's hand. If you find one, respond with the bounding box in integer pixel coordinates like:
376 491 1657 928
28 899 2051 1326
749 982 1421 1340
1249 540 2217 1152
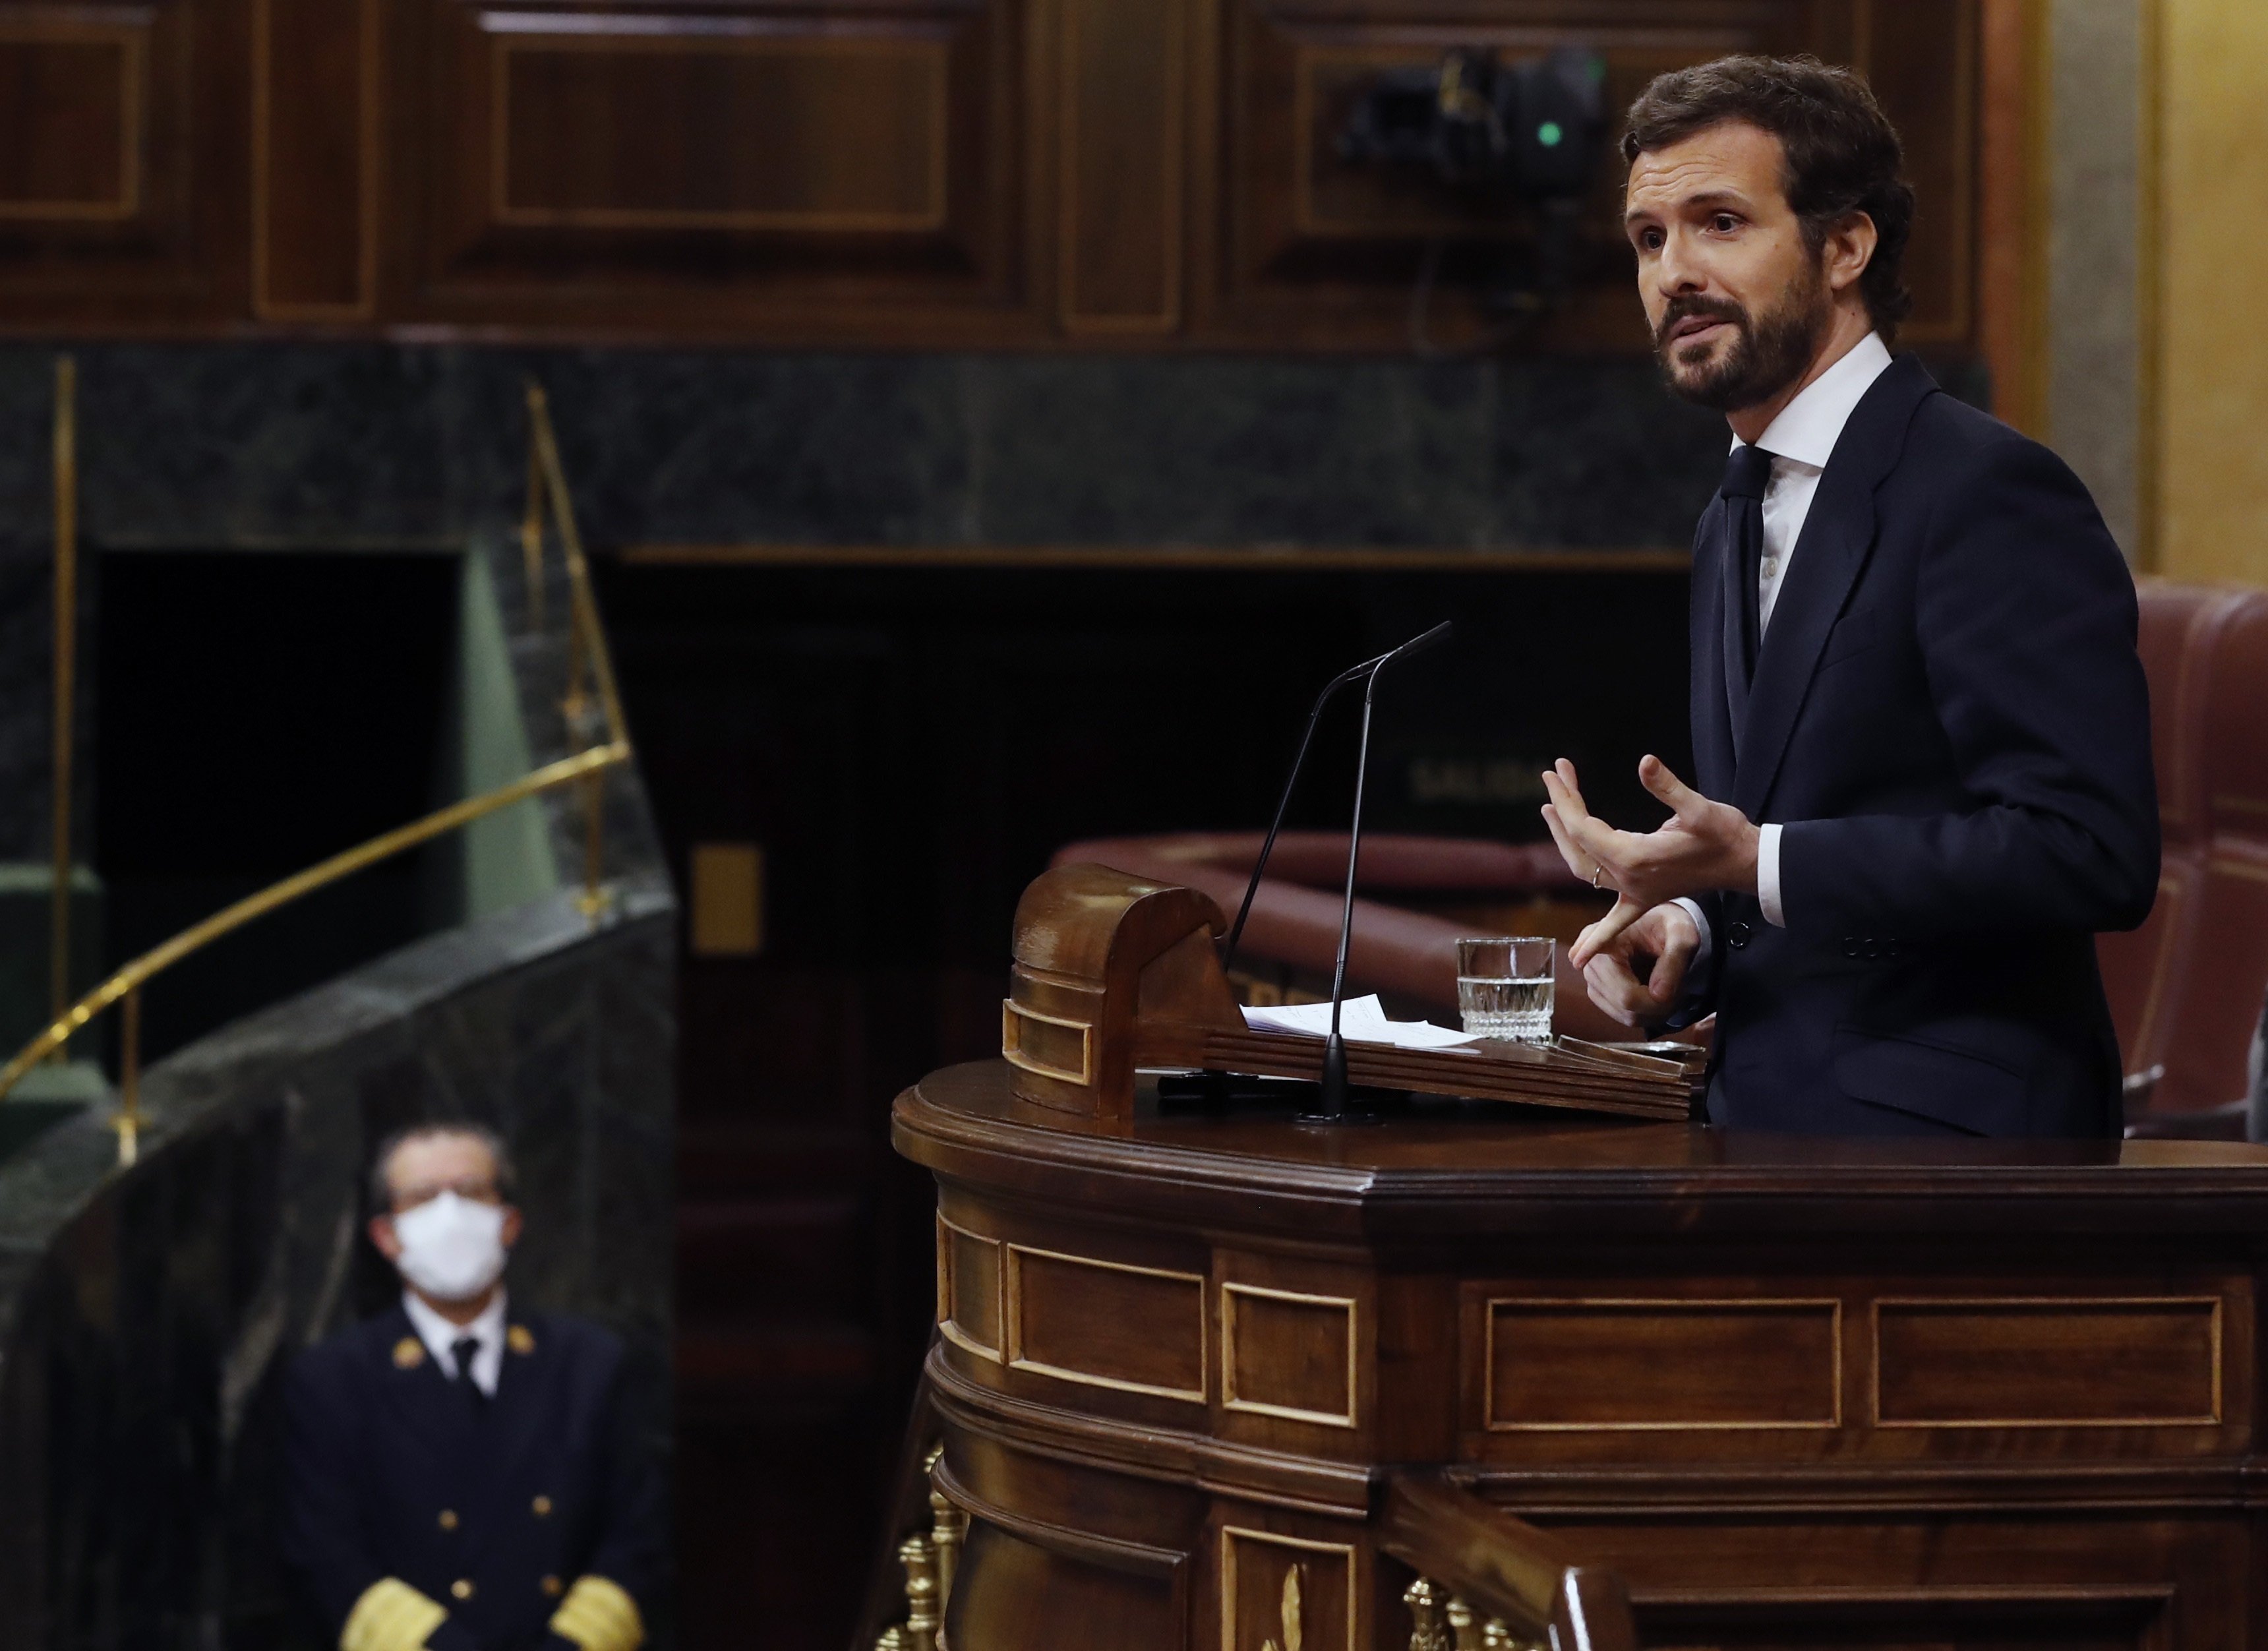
1540 756 1760 965
1572 899 1701 1029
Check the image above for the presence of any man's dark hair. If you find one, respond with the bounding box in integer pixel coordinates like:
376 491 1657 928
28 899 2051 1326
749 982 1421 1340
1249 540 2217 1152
367 1122 518 1213
1621 54 1915 344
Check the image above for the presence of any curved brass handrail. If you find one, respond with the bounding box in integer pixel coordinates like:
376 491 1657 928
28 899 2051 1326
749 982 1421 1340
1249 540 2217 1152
0 380 632 1166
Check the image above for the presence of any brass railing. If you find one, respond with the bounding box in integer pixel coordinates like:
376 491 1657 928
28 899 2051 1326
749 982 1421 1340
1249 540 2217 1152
0 376 632 1166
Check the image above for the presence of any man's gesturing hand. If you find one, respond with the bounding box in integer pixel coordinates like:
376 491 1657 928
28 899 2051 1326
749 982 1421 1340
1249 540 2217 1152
1539 756 1760 965
1574 899 1702 1029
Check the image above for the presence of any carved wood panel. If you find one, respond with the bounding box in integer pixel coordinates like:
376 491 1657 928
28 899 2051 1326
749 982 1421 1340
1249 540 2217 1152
0 0 248 328
387 0 1030 337
254 0 380 318
0 0 1984 349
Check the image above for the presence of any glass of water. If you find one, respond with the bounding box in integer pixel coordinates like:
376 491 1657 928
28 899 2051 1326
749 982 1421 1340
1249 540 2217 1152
1456 937 1555 1043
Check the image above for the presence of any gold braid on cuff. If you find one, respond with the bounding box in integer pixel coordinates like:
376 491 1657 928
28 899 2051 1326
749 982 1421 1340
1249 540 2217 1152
550 1575 644 1651
342 1578 448 1651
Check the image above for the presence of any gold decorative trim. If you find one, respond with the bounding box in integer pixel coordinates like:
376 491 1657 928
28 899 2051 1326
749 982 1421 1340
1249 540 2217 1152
342 1578 449 1651
0 16 144 222
549 1573 643 1651
1005 1242 1207 1403
1220 1526 1356 1651
1482 1296 1844 1432
1220 1282 1358 1429
1869 1296 2224 1429
1000 998 1096 1087
487 28 950 234
935 1211 1004 1363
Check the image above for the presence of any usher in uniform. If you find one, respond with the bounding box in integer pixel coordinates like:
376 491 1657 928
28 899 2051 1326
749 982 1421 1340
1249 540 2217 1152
282 1298 661 1651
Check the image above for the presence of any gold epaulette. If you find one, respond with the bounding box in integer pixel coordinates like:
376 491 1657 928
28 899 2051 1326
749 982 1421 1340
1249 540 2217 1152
549 1575 644 1651
342 1578 448 1651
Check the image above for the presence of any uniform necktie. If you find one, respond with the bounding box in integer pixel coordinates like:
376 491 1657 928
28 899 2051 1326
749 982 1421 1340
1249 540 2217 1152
1717 442 1774 756
452 1335 486 1410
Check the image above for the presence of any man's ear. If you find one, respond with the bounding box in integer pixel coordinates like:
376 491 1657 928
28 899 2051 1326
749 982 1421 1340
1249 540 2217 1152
1823 210 1878 296
500 1205 524 1249
369 1214 402 1263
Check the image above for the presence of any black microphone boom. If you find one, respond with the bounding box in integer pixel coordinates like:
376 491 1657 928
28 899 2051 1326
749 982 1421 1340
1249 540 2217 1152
1218 651 1388 975
1310 620 1452 1123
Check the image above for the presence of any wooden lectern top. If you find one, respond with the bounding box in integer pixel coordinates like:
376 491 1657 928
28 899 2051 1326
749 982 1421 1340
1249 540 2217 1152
1001 862 1690 1124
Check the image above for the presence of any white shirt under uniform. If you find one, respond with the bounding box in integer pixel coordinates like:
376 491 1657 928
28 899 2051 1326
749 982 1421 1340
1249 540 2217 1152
1675 330 1894 950
402 1286 507 1397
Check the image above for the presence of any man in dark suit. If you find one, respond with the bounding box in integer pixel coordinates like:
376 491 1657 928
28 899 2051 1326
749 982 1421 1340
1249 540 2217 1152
282 1124 661 1651
1540 55 2158 1137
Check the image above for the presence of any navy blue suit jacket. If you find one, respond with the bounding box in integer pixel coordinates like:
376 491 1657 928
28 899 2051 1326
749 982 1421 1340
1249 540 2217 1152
1676 354 2158 1137
281 1304 662 1651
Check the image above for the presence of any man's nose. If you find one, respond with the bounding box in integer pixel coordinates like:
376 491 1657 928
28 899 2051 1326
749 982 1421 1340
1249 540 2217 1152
1653 229 1706 296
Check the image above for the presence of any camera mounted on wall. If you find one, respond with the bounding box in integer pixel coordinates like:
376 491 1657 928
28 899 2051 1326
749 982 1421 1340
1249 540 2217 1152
1336 44 1609 351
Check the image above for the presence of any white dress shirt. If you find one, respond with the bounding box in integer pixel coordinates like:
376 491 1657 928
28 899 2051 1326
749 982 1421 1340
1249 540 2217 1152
403 1287 507 1397
1677 330 1893 945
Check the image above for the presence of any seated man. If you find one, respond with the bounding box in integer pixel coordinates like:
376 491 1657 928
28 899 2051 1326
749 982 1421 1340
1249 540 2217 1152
282 1124 660 1651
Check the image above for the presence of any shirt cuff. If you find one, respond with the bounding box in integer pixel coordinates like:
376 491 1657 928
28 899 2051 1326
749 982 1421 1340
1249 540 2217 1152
1757 823 1785 928
1671 897 1712 965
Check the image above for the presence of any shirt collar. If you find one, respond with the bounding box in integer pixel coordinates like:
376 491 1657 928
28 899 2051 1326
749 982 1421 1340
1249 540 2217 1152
1733 330 1894 471
402 1286 508 1369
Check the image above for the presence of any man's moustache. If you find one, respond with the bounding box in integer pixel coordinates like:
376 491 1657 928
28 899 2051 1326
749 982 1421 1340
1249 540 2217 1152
1654 302 1747 349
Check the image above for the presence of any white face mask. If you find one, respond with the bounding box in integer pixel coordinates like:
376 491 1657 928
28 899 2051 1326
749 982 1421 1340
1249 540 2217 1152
390 1191 509 1302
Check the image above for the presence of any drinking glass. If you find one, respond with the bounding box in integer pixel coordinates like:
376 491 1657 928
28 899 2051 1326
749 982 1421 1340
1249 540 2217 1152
1456 937 1555 1042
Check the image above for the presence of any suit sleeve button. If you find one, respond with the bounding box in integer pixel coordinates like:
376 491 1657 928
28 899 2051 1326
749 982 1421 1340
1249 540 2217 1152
1725 921 1751 948
438 1510 458 1532
542 1576 564 1598
451 1580 475 1601
532 1495 553 1518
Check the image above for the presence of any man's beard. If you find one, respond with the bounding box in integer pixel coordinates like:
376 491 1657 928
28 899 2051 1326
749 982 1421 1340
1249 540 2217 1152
1653 263 1830 413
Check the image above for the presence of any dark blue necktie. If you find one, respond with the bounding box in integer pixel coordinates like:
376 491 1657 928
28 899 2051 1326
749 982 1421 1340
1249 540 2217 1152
1718 443 1774 757
452 1335 487 1414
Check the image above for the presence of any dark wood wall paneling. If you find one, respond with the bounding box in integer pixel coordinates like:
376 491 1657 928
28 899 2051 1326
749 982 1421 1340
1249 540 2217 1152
0 0 1983 351
0 0 247 327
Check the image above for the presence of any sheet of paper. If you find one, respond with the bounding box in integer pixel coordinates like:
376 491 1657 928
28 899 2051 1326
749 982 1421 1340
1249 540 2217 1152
1240 994 1477 1050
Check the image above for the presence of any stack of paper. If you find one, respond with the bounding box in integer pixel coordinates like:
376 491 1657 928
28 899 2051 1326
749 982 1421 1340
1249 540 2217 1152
1239 994 1477 1051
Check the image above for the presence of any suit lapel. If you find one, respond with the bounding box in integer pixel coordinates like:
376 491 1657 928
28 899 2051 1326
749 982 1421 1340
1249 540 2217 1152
1733 355 1938 820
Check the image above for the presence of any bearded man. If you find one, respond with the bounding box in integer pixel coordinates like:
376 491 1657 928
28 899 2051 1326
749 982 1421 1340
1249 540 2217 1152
1539 55 2158 1137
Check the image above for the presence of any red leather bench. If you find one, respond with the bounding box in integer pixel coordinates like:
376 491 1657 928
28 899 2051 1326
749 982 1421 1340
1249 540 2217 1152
2104 580 2268 1133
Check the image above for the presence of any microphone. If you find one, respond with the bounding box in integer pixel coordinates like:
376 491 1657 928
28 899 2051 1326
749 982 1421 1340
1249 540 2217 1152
1309 621 1452 1124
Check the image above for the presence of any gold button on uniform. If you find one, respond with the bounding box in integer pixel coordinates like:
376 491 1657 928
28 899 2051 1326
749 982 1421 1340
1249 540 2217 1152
532 1495 553 1518
438 1510 459 1532
450 1580 475 1602
541 1575 564 1598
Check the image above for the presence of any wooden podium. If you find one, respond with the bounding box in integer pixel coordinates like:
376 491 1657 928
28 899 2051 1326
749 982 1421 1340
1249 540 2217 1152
881 868 2268 1650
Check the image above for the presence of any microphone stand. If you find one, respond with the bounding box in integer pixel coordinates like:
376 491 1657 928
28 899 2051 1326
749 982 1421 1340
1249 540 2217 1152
1218 651 1390 978
1299 622 1453 1125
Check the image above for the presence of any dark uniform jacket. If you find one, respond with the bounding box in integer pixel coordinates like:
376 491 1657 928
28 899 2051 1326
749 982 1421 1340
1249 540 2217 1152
282 1303 662 1651
1675 354 2159 1137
